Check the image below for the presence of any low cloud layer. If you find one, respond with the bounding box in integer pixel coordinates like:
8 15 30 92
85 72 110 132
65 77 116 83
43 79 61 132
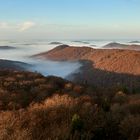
0 41 82 78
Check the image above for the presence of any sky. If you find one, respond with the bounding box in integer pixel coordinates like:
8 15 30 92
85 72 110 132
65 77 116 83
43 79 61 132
0 0 140 40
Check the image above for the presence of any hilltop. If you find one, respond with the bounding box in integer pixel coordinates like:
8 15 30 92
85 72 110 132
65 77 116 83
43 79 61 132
34 44 93 61
35 44 140 75
34 45 140 91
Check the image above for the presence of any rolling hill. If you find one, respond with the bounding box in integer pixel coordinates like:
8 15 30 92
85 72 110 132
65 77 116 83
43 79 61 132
35 44 140 75
34 45 140 91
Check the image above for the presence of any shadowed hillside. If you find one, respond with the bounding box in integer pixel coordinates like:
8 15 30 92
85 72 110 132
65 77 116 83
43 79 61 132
67 60 140 93
0 59 31 71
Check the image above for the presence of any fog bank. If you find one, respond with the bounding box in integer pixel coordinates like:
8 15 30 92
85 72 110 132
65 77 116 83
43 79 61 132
0 40 82 78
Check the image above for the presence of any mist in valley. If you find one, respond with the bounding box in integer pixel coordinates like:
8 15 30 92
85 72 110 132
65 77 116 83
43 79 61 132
0 40 82 78
0 39 139 78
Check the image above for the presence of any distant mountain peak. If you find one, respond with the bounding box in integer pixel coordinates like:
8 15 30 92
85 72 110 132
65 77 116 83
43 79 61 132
103 42 124 48
129 41 140 43
54 44 70 50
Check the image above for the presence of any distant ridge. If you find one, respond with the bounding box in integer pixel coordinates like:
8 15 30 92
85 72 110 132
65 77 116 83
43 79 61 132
72 41 90 44
49 42 63 45
103 42 128 48
103 42 140 50
0 46 16 50
129 41 140 43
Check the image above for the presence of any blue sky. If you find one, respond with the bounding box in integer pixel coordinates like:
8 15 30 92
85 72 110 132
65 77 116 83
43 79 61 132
0 0 140 40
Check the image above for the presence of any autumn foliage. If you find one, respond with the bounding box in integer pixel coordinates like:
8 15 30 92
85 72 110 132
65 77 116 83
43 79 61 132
0 70 140 140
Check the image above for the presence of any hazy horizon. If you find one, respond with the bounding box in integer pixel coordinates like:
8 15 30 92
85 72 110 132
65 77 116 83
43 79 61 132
0 0 140 40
